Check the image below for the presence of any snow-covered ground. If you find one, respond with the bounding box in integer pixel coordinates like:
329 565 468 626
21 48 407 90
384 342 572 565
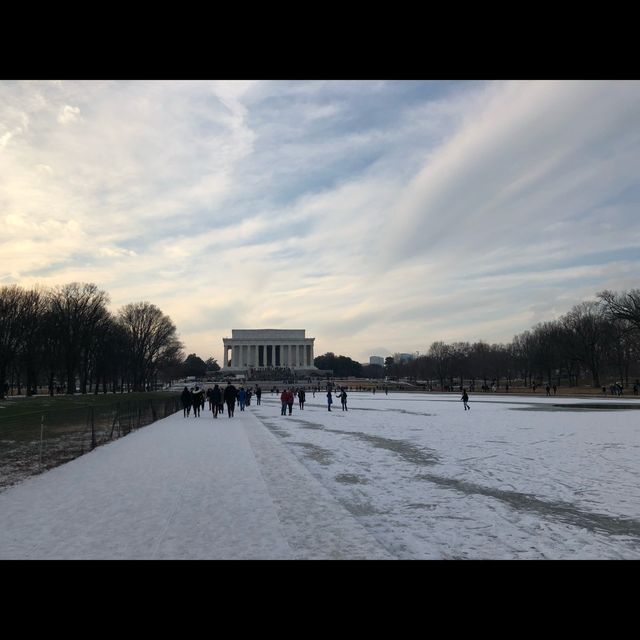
1 392 639 559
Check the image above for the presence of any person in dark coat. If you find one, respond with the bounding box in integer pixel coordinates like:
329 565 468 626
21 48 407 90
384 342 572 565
338 388 348 411
181 386 192 418
211 384 222 418
298 388 305 410
461 388 470 410
223 384 237 418
255 385 262 405
326 390 333 411
192 386 203 417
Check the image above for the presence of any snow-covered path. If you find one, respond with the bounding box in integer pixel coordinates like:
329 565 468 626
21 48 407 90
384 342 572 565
0 406 392 559
2 392 640 559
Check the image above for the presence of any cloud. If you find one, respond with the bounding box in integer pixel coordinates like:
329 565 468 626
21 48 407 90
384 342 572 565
2 80 639 364
58 105 80 124
98 246 137 258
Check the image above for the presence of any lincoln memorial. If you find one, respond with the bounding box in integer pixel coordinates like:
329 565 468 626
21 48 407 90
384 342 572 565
222 329 316 372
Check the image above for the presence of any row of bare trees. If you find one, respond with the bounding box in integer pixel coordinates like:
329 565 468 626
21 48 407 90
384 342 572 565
0 282 184 399
384 290 640 389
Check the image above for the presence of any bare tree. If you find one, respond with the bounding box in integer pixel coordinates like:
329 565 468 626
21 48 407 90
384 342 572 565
117 302 183 391
0 285 30 398
48 283 111 394
598 289 640 331
15 287 46 396
428 341 451 389
561 301 610 387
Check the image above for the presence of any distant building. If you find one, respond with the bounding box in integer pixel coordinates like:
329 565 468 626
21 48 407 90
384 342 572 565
369 356 385 366
222 329 317 372
394 353 415 364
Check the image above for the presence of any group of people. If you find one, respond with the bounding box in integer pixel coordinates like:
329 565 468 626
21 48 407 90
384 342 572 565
181 384 263 419
603 382 637 396
280 388 306 415
180 382 353 418
326 388 348 411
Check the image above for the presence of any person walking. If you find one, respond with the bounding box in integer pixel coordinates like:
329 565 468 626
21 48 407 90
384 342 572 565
298 388 306 410
256 385 262 405
338 388 348 411
192 386 202 417
238 386 247 411
326 389 333 411
280 389 288 415
181 386 192 418
286 388 294 415
211 384 222 418
224 383 237 418
462 388 470 411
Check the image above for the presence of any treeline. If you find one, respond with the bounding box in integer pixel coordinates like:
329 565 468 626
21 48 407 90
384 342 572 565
182 353 220 377
384 290 640 389
314 352 364 378
0 282 184 399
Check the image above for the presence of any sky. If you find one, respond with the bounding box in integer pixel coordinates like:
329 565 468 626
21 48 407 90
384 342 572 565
2 80 639 365
2 392 639 559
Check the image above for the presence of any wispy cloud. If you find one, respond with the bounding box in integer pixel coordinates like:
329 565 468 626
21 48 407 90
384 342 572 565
2 80 639 363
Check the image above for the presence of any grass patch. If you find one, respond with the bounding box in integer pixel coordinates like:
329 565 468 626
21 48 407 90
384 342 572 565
0 392 181 492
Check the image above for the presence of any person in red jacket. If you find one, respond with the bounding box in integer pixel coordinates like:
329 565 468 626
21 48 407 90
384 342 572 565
280 389 288 415
286 388 294 415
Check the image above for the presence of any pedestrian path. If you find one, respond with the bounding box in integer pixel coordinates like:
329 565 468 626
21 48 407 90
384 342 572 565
0 408 393 559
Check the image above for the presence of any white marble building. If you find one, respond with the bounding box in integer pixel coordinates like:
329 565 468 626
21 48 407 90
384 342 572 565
222 329 316 371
